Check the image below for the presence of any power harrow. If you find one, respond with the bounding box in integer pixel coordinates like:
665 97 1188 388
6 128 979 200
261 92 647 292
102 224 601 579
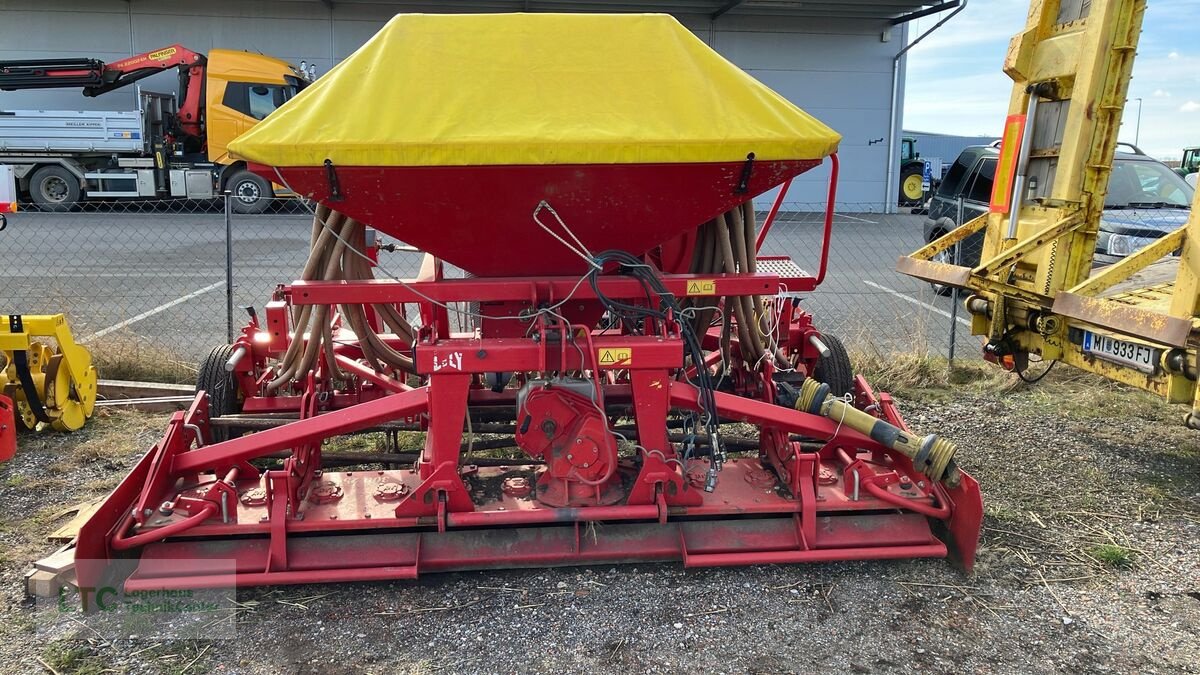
76 13 982 592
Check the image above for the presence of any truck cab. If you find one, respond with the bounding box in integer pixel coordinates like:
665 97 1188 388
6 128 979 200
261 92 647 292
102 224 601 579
205 50 308 212
205 50 306 166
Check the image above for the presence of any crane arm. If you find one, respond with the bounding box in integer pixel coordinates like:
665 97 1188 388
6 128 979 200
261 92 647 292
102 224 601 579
0 45 207 139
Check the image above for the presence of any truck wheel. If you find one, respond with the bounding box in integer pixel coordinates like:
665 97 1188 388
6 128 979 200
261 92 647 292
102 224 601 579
29 166 80 211
812 334 854 398
899 165 925 206
226 169 271 214
196 344 243 442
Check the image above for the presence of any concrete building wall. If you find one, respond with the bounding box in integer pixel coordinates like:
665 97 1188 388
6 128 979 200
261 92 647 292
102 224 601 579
1 1 910 209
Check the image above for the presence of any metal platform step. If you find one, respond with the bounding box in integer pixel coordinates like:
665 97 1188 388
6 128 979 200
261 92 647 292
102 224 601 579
755 256 810 279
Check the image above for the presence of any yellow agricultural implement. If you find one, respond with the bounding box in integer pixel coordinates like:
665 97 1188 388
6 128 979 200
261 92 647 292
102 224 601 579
900 0 1200 426
0 314 97 432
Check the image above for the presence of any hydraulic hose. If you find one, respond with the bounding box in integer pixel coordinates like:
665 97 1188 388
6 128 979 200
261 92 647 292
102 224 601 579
686 201 783 369
268 206 416 391
110 502 219 550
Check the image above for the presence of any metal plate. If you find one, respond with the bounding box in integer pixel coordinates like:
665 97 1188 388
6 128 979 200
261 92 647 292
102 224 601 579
755 256 809 279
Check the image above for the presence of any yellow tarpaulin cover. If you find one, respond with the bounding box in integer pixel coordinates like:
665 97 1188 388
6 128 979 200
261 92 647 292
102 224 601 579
229 13 841 167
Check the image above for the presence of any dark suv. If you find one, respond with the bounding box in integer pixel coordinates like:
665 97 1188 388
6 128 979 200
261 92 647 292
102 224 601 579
922 145 1194 294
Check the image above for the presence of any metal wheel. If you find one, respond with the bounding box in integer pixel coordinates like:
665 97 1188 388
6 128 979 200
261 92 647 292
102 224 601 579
44 353 97 432
900 167 925 206
3 386 37 431
29 166 81 211
227 169 272 214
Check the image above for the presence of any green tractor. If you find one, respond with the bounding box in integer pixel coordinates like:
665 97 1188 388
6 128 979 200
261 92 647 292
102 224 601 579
899 136 927 206
1176 146 1199 179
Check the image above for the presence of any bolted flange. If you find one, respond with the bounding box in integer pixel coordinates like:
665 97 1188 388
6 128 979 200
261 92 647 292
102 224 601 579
502 476 532 498
240 487 267 507
374 481 408 501
308 481 344 505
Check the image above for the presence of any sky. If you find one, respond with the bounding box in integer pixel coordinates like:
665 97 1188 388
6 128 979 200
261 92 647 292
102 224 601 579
903 0 1200 161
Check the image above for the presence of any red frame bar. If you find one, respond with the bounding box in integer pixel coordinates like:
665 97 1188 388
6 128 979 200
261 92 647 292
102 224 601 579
757 179 792 251
173 387 429 474
755 153 839 287
286 272 804 306
415 335 682 374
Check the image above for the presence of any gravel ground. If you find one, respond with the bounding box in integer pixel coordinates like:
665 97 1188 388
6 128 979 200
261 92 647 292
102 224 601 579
1 376 1197 674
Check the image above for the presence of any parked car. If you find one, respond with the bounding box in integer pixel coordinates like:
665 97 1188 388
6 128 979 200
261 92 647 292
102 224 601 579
923 145 1194 294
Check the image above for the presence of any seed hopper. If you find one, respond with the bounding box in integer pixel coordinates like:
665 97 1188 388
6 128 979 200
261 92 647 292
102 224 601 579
77 13 981 592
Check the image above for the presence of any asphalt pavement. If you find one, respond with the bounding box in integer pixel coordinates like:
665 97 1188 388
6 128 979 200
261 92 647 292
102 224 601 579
0 206 979 365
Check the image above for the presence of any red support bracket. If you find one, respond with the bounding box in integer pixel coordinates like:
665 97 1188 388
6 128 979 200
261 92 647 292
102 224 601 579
795 451 818 547
394 462 476 518
132 394 211 526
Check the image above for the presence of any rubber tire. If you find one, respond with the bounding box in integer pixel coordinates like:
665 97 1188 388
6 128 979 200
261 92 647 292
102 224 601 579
812 333 854 398
29 165 80 212
226 169 271 214
899 165 925 206
196 344 243 442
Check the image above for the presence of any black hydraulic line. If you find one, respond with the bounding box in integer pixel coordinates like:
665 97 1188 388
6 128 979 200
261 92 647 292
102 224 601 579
7 315 50 424
1017 360 1058 383
12 351 50 424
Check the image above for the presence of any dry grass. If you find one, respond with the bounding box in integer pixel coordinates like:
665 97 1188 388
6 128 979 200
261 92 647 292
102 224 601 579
0 408 164 559
842 328 1183 424
85 331 198 384
847 344 1009 399
60 408 164 467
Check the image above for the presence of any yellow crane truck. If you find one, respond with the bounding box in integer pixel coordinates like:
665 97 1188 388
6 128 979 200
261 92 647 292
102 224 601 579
0 45 312 213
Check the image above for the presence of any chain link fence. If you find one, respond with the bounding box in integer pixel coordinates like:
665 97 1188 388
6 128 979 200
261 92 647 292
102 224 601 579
2 199 232 380
755 204 978 360
6 195 1186 380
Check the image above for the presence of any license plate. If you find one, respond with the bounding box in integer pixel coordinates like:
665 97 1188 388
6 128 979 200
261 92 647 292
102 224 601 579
1082 331 1159 374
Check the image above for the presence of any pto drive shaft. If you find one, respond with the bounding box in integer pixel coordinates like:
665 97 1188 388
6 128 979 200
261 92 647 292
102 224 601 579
795 378 961 487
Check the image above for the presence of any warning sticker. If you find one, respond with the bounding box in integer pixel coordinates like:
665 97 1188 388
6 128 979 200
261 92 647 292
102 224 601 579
597 347 632 367
686 279 717 296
